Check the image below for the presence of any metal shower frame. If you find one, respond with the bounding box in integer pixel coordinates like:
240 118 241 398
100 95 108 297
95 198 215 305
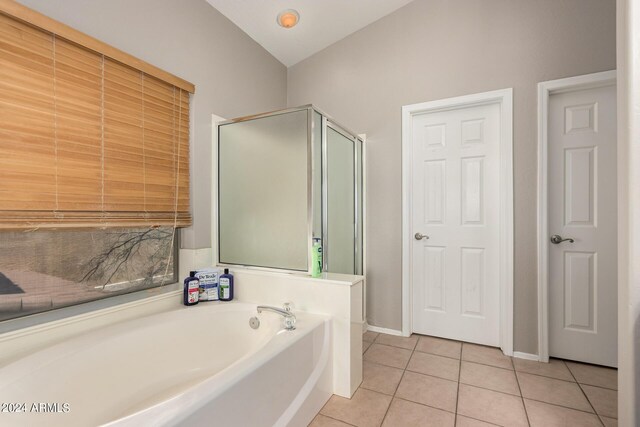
216 105 364 276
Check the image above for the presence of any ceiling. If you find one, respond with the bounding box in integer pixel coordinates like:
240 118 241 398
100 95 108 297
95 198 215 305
206 0 414 67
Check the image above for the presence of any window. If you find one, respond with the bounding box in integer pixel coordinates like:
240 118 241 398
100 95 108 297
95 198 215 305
0 1 194 320
0 228 177 321
0 11 193 228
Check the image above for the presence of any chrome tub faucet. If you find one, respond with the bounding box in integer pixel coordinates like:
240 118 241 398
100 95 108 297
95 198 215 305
256 303 296 330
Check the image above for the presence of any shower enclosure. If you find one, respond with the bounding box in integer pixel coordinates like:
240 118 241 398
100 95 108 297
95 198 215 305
217 105 364 275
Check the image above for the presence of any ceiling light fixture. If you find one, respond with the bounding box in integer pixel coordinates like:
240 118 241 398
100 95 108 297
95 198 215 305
277 9 300 29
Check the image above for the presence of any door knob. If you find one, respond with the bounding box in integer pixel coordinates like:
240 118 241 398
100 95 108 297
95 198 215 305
414 233 429 240
550 234 574 244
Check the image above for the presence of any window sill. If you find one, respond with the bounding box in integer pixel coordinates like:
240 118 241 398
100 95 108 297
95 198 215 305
0 283 181 338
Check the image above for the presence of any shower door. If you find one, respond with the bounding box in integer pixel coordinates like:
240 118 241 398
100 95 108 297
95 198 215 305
325 124 356 274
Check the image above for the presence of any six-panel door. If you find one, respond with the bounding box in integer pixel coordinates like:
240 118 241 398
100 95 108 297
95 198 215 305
548 84 618 367
411 102 501 346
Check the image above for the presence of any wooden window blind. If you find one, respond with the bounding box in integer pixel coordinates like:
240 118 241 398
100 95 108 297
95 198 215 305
0 0 194 229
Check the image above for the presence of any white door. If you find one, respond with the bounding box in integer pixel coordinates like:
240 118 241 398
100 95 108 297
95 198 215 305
548 83 617 367
411 102 501 346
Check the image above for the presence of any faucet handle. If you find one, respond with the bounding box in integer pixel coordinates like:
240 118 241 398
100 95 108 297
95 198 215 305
283 316 296 331
283 302 293 312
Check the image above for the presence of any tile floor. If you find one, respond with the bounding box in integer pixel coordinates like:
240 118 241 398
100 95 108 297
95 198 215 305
309 331 618 427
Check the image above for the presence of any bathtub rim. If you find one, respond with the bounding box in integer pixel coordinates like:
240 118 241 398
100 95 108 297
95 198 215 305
101 306 332 426
0 301 331 427
0 302 277 386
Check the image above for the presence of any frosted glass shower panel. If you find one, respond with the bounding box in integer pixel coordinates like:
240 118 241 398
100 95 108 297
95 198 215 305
312 111 323 241
327 127 356 274
218 111 308 271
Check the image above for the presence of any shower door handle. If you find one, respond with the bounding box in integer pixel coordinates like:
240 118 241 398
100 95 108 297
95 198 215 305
414 233 429 241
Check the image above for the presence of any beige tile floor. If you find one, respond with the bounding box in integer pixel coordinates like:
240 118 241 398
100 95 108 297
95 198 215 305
309 332 618 427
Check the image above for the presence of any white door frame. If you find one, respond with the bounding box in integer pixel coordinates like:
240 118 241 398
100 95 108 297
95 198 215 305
536 70 617 363
211 113 227 267
401 88 514 356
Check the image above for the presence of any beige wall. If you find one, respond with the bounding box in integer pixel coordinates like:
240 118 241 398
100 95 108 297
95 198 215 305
16 0 288 251
13 0 618 354
287 0 616 353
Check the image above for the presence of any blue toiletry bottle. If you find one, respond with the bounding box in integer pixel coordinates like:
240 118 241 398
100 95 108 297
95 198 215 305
183 277 200 306
219 268 234 301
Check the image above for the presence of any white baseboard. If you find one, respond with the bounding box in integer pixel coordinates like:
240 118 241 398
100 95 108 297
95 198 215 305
362 321 369 333
367 325 404 336
513 351 540 361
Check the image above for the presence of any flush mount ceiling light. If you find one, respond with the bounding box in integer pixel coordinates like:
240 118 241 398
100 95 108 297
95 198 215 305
277 9 300 29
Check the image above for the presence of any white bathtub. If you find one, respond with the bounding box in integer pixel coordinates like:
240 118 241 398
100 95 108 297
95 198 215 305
0 302 333 427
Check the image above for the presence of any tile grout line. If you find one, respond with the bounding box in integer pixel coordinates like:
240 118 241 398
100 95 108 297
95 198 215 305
393 395 457 415
456 383 521 398
410 343 618 390
365 344 538 398
458 381 605 416
376 335 474 425
318 332 386 427
379 337 417 426
455 413 503 427
360 333 616 426
317 413 358 427
391 336 466 423
364 341 605 417
414 347 470 361
574 380 618 393
576 383 609 423
365 348 462 385
525 357 617 389
454 342 462 426
399 334 618 383
368 340 414 352
522 396 606 417
598 415 614 425
404 367 461 384
460 358 515 371
564 359 602 419
370 340 513 375
515 367 614 387
511 354 532 427
576 383 618 392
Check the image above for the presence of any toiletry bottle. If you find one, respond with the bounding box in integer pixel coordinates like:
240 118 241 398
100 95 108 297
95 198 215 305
311 238 322 278
219 268 234 301
183 277 200 306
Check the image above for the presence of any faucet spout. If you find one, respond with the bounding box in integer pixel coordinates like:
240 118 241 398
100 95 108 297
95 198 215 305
256 305 296 330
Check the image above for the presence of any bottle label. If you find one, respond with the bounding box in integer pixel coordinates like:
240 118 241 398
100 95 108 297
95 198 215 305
187 288 199 304
198 283 219 301
220 278 230 299
187 280 199 304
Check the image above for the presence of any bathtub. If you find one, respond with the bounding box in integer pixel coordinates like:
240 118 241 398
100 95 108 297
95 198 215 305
0 302 333 427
